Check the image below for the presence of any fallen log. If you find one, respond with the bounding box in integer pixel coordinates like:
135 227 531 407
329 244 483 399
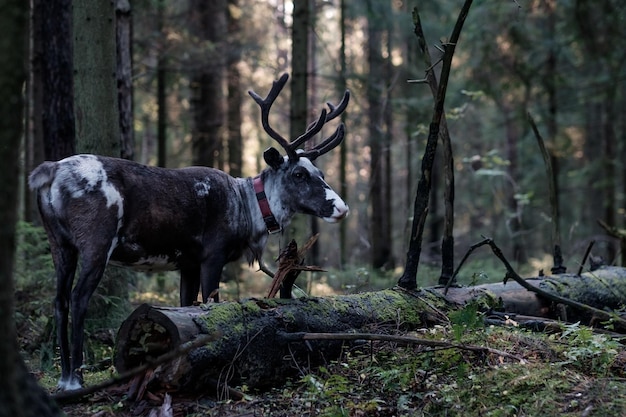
442 266 626 325
114 266 626 394
114 289 452 393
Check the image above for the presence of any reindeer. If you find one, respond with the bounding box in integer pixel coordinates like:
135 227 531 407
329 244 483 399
29 73 349 390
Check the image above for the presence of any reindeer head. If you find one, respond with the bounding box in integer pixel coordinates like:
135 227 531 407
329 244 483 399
249 74 350 224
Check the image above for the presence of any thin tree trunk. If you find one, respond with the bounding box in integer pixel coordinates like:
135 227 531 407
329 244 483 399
284 0 311 246
190 0 226 168
308 6 320 265
603 94 617 262
25 0 44 222
543 0 564 273
226 0 243 179
338 0 348 267
226 65 242 175
0 2 61 414
116 0 133 160
621 94 626 266
403 3 419 260
156 0 167 167
383 13 394 269
39 0 75 160
367 0 389 269
501 103 526 264
412 4 462 284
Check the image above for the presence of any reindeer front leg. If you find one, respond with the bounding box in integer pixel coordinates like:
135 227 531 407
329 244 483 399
200 254 227 303
180 264 200 306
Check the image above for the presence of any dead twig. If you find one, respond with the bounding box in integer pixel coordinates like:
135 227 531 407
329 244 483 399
467 237 626 330
528 112 566 274
267 234 325 298
279 331 526 364
578 240 596 275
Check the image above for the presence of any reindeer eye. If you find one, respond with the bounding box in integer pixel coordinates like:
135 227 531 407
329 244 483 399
292 168 308 181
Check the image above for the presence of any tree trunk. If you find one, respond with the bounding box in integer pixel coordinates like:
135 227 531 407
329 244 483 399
73 0 130 331
35 0 76 161
25 0 43 223
0 2 61 415
116 0 133 160
367 0 390 269
338 0 348 266
189 0 227 168
226 0 242 177
383 13 394 270
74 0 120 155
283 0 311 247
501 102 527 264
156 0 167 167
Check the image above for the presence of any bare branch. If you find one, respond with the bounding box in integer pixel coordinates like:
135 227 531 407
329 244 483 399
279 331 526 363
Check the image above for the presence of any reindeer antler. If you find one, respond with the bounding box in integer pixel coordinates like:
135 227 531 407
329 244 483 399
248 73 350 162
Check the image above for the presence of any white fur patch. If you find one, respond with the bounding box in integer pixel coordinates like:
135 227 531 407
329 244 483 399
53 155 124 211
194 178 212 197
58 376 82 391
52 155 125 260
323 187 349 223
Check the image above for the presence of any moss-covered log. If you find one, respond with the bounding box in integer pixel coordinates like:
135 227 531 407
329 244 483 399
114 289 452 392
441 266 626 324
114 266 626 393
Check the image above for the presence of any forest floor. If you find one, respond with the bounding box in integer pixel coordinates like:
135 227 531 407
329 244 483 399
15 267 626 417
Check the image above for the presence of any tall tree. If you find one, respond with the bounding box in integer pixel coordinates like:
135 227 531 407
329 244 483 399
573 0 624 263
35 0 76 161
367 0 392 269
74 0 120 155
156 0 167 167
0 1 60 415
26 0 75 222
189 0 227 168
227 0 243 177
73 0 130 338
284 0 312 246
382 3 394 270
116 0 134 160
338 0 348 266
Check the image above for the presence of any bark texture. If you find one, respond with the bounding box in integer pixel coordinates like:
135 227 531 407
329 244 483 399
115 290 450 392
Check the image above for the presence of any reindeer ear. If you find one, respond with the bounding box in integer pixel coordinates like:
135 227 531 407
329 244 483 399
263 147 284 170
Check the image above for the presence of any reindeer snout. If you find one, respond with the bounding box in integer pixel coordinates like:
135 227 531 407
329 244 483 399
324 202 349 223
335 205 349 221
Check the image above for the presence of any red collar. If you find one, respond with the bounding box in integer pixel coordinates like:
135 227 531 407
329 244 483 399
253 176 282 234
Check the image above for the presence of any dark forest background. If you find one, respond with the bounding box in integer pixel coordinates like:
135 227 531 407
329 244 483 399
17 0 626 294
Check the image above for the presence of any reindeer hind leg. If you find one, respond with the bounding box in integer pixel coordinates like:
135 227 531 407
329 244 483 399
49 238 78 390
